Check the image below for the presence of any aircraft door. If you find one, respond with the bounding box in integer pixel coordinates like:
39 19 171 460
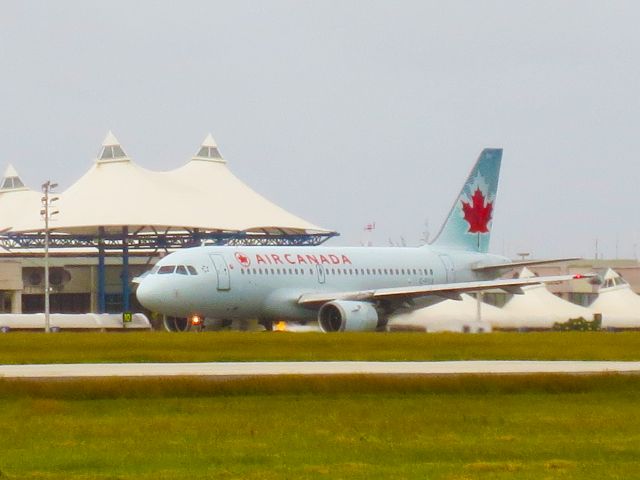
316 264 326 284
209 254 231 291
438 254 455 283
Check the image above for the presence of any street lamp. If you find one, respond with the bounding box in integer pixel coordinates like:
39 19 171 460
41 181 58 333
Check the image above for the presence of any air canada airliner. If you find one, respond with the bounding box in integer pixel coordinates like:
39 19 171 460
136 149 586 332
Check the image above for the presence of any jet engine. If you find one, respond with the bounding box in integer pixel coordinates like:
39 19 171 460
318 300 380 332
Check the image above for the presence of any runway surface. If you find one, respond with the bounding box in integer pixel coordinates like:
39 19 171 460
2 361 640 378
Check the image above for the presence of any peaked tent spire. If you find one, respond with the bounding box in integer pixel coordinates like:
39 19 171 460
518 267 537 279
1 164 26 191
192 133 225 162
599 268 628 289
603 268 621 281
97 131 130 163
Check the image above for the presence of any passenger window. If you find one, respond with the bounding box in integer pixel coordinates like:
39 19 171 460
187 266 198 275
240 269 245 275
176 265 188 275
158 265 175 274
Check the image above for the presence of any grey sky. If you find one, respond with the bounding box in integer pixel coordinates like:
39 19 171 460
1 1 639 259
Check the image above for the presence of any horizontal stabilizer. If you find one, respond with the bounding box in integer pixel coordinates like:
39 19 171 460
472 257 581 273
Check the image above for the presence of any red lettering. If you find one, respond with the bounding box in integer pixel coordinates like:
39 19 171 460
271 254 283 264
319 255 330 264
256 254 267 265
284 254 296 264
297 254 307 264
305 255 319 264
329 254 340 264
341 255 352 265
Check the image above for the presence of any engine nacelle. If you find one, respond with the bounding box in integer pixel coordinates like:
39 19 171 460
318 300 379 332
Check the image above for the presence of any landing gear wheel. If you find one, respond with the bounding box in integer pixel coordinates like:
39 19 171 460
258 319 273 331
163 315 190 332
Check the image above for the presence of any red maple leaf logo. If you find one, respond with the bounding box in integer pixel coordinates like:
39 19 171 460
461 188 493 233
235 252 250 267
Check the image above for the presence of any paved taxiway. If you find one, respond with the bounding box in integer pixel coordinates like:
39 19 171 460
2 361 640 378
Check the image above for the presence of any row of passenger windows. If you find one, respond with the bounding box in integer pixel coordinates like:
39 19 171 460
152 265 199 276
241 267 434 276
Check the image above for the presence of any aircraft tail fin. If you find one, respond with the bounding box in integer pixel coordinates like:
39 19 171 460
430 148 502 253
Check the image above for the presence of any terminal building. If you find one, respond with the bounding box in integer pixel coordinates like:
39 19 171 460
0 132 335 326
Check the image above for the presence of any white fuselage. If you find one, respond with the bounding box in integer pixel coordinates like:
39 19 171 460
136 245 509 321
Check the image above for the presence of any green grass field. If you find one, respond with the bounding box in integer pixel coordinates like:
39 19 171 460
2 332 640 479
1 330 640 364
0 374 639 479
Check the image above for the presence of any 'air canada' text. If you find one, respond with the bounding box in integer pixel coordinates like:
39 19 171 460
254 253 352 266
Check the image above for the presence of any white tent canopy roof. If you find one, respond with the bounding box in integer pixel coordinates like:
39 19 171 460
497 268 594 329
388 294 504 332
2 132 330 236
590 269 640 328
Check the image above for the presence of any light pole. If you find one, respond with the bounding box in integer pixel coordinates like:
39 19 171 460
41 181 58 333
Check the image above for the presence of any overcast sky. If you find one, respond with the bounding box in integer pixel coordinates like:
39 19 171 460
1 1 639 259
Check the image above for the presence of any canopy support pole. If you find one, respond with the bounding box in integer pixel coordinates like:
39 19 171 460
98 227 106 313
122 226 130 312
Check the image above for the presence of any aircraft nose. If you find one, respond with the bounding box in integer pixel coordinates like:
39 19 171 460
136 278 163 312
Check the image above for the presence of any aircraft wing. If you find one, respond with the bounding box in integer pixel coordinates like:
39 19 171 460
472 257 580 273
297 273 592 307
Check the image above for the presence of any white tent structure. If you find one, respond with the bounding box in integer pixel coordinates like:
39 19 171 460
589 269 640 329
387 294 509 333
497 267 595 330
7 132 329 236
0 165 42 233
0 132 333 317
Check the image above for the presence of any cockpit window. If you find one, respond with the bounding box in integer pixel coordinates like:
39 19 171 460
150 266 160 274
187 266 198 275
176 265 188 275
158 265 176 274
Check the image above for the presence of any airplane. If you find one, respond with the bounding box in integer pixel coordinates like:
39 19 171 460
136 148 587 332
